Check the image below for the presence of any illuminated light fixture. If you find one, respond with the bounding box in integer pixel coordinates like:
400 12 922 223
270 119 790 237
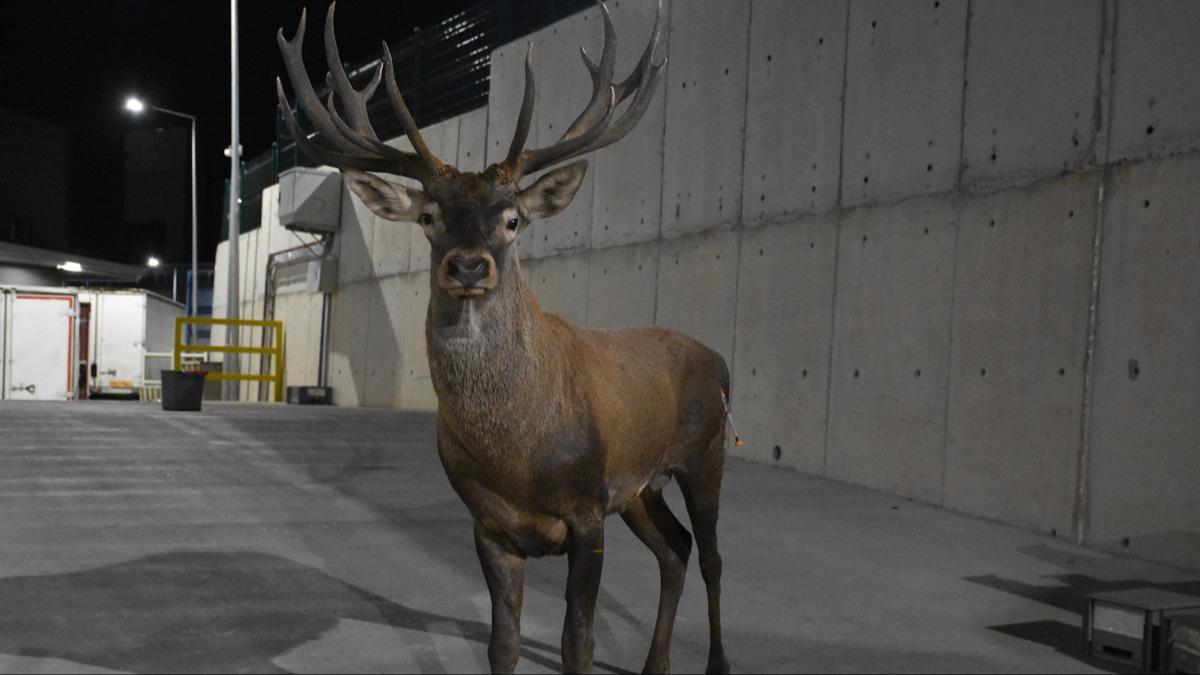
147 257 161 268
57 261 83 273
124 97 146 114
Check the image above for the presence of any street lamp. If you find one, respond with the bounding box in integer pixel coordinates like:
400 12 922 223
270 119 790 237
124 95 198 320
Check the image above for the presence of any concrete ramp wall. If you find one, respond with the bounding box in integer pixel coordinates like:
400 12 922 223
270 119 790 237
216 1 1200 571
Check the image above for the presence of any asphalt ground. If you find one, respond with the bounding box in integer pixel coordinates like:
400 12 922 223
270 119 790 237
0 400 1196 673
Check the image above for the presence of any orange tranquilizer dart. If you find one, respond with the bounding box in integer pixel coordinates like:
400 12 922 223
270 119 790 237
719 388 744 447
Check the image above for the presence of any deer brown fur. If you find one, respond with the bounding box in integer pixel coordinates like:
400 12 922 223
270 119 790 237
278 3 730 673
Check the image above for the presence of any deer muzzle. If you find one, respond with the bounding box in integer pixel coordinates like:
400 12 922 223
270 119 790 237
439 248 499 298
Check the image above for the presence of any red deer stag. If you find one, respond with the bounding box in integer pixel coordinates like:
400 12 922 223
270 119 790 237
277 3 730 673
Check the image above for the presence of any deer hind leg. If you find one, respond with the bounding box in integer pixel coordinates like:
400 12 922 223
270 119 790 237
679 432 730 675
620 490 693 674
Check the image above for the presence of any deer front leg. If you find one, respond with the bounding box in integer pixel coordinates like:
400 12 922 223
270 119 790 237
562 518 605 674
475 525 526 674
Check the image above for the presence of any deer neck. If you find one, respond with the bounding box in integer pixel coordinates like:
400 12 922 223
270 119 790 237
425 257 556 444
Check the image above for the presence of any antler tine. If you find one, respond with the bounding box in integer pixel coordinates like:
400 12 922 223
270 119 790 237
382 41 444 173
325 92 379 154
326 65 434 163
324 3 381 141
504 43 537 168
504 0 666 180
590 53 665 147
559 0 620 144
277 9 365 157
516 87 617 176
277 7 432 180
583 0 663 104
276 78 396 173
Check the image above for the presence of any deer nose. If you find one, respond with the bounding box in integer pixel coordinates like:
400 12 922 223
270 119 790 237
447 255 491 287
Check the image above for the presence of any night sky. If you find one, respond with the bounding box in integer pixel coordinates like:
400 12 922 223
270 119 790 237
0 0 477 264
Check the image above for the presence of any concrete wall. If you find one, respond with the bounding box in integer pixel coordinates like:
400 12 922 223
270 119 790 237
211 184 325 402
217 1 1200 570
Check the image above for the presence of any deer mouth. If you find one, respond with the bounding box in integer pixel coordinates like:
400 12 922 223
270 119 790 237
448 286 488 299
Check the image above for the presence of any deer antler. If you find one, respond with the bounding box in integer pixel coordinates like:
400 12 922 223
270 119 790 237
276 3 444 183
501 0 667 180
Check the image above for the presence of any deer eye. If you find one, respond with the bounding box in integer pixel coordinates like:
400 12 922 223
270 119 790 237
419 213 434 226
506 217 520 231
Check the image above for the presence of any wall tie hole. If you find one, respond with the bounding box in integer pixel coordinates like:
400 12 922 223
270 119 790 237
853 369 860 379
1146 125 1155 135
772 445 782 461
1128 358 1140 381
980 368 987 377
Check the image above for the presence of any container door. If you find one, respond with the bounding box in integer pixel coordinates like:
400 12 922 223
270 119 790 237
9 294 75 400
94 293 146 393
0 291 8 398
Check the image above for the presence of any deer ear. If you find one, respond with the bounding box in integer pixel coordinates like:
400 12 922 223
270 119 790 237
518 161 588 220
343 169 425 222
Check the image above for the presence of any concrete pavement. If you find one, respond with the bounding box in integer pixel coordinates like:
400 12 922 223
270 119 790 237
0 400 1195 673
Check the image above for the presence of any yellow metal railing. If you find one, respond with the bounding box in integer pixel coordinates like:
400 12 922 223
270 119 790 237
173 317 285 402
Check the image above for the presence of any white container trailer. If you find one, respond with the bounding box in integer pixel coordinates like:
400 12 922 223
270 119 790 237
84 290 183 397
0 286 81 401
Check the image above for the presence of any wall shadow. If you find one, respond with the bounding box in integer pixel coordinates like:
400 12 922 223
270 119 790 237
0 550 600 674
966 571 1200 673
964 572 1200 615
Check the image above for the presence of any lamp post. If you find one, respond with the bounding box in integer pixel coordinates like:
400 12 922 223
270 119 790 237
124 97 198 320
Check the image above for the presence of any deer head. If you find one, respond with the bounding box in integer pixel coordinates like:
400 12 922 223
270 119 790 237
277 1 665 301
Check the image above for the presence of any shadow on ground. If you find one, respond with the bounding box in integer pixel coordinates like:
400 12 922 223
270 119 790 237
967 566 1200 674
0 550 619 674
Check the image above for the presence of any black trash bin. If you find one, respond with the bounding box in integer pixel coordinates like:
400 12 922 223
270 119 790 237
162 370 207 411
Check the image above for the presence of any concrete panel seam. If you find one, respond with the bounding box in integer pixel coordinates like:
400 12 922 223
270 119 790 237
956 0 973 192
1094 0 1117 166
650 237 661 327
834 0 851 210
726 0 754 393
655 0 675 240
821 1 852 476
1074 171 1109 545
735 0 754 234
938 194 963 507
819 208 844 477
